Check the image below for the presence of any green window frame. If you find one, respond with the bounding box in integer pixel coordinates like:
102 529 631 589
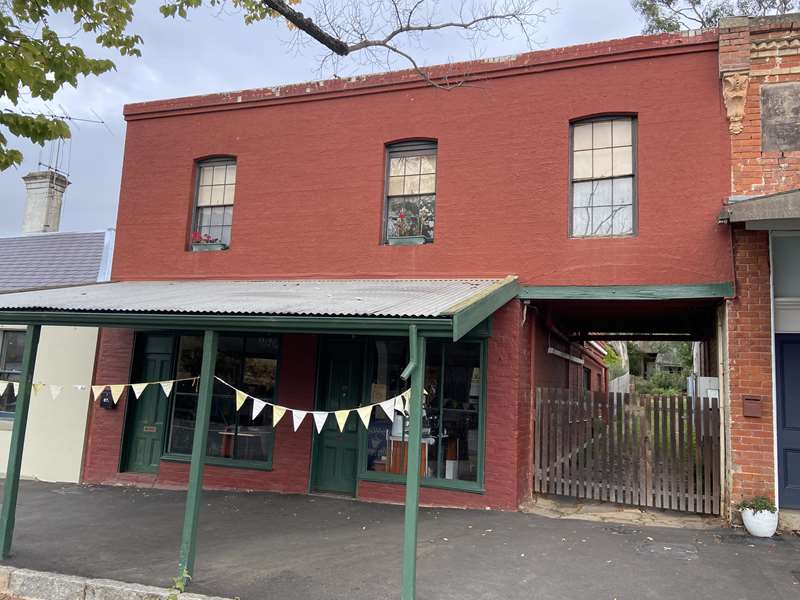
383 140 437 244
357 336 487 493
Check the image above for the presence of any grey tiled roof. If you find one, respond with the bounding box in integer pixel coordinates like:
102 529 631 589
0 231 110 293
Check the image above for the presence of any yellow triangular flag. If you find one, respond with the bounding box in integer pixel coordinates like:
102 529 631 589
131 383 148 399
109 384 126 404
335 409 350 432
91 385 105 400
356 405 372 429
273 405 286 427
160 381 174 397
0 381 8 396
235 389 248 411
49 385 63 400
32 383 45 395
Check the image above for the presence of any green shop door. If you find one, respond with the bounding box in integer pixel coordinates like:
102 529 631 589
121 334 174 473
312 339 364 495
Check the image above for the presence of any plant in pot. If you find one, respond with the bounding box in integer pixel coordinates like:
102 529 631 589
737 496 778 538
190 231 227 252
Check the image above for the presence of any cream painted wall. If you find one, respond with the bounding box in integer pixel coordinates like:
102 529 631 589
0 326 98 483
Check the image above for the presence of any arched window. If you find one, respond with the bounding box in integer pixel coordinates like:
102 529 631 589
570 117 636 237
191 157 236 249
384 140 437 244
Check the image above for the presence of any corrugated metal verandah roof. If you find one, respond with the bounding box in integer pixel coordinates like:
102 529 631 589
0 277 520 341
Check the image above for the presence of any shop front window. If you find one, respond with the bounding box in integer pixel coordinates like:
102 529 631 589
364 338 483 484
0 330 24 416
168 334 279 464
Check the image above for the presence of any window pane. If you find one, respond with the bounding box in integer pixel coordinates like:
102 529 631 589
210 206 224 226
590 179 613 207
613 146 633 176
1 332 25 373
404 156 421 175
613 118 632 146
210 185 224 206
387 197 421 238
420 155 436 174
572 207 590 236
223 206 234 226
573 123 593 151
220 226 232 246
573 150 592 179
573 181 593 207
388 176 404 196
613 205 634 235
419 195 435 241
197 186 212 206
212 165 227 185
419 174 436 194
593 121 612 148
225 163 237 184
223 184 236 205
197 207 211 228
200 166 213 186
593 148 613 178
613 177 633 205
592 206 613 236
366 340 408 474
389 157 405 176
403 176 420 195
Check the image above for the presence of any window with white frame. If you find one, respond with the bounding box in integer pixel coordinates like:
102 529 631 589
570 117 635 237
0 330 25 416
191 158 236 248
384 141 437 243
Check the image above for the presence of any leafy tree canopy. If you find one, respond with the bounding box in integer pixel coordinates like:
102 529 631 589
632 0 797 33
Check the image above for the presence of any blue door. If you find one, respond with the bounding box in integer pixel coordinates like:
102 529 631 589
777 334 800 508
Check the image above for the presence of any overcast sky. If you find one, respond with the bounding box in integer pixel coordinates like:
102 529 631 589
0 0 644 236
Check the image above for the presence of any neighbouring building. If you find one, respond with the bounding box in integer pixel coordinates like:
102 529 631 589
717 14 800 517
0 170 114 482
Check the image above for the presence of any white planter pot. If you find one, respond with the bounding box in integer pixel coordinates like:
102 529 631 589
741 508 778 538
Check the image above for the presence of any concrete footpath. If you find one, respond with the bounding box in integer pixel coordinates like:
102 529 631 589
1 481 799 600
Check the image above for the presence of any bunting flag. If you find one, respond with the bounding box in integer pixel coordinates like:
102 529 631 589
292 410 307 432
74 385 87 391
235 389 248 411
12 382 18 396
32 383 45 395
0 381 8 396
356 405 373 429
252 398 267 420
160 381 174 397
394 395 405 415
312 411 328 433
91 385 105 400
131 383 148 399
401 389 411 413
272 405 286 427
109 384 126 405
335 410 349 432
49 385 63 400
380 399 396 421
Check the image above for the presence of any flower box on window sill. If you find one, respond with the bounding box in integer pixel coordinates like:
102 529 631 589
191 242 228 252
388 236 426 246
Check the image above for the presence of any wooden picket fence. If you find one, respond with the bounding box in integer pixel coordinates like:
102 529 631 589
534 389 721 515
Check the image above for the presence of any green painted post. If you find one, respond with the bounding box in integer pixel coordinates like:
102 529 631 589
0 324 41 558
401 328 425 600
176 330 218 584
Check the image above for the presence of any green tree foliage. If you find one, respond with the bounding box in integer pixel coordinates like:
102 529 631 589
0 1 143 170
631 0 797 33
602 344 627 381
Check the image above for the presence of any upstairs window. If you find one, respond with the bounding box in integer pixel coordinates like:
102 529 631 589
192 158 236 250
570 117 635 237
384 141 437 244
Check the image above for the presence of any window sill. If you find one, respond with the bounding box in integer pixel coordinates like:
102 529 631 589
358 470 484 494
190 243 229 252
161 453 273 472
386 236 428 246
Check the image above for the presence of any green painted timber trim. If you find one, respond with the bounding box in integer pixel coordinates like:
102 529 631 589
448 276 520 341
0 325 40 558
0 311 453 334
161 453 273 472
358 471 486 494
401 328 425 600
177 330 218 584
518 282 734 301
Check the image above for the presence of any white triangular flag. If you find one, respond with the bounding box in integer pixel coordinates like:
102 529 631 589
32 383 45 395
0 381 7 396
335 410 350 432
109 384 126 404
401 389 411 413
160 381 174 397
380 399 396 421
356 405 372 429
49 385 63 400
394 395 405 415
292 410 307 432
312 411 328 433
252 398 267 420
131 383 148 399
12 382 19 397
235 389 248 411
272 405 286 427
91 385 105 400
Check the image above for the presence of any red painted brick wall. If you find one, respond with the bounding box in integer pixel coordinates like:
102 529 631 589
358 301 529 510
727 227 774 502
111 37 731 288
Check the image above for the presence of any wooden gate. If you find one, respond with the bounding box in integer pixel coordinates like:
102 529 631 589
533 389 721 515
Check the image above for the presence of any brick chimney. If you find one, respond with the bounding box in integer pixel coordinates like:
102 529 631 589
21 170 69 233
